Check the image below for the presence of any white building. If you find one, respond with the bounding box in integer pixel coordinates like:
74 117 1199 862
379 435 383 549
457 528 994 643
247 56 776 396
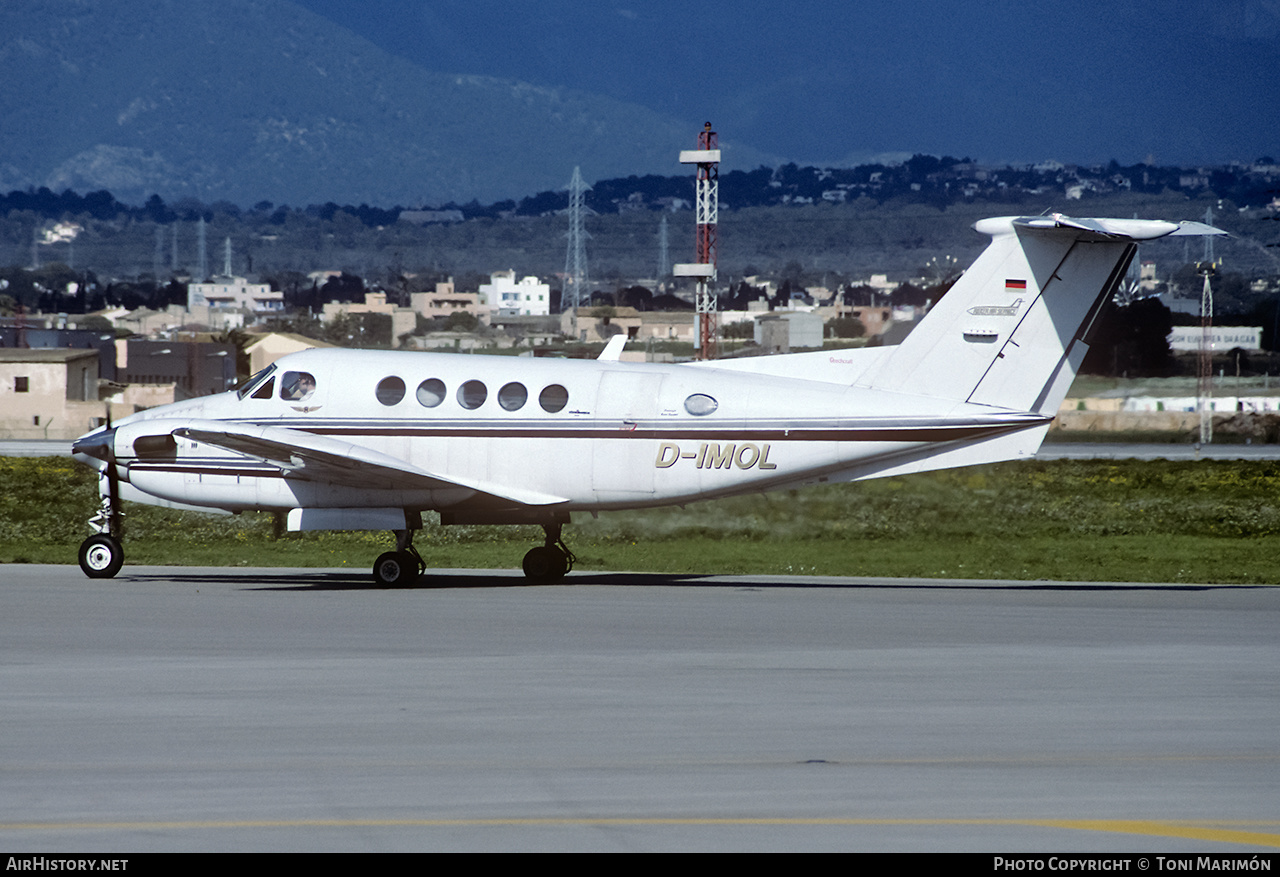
479 271 550 316
187 276 283 314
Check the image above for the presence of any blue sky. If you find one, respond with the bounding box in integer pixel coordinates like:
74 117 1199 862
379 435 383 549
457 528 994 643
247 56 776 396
293 0 1279 169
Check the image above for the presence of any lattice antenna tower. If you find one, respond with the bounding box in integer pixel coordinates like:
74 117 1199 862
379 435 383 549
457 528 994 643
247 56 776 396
674 122 720 360
223 237 233 277
657 214 670 280
563 166 591 312
153 226 165 278
1197 260 1217 445
197 217 208 281
1196 205 1222 445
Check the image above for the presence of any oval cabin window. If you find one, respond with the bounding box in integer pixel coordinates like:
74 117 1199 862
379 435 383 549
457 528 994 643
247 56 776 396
684 393 718 416
498 382 528 411
416 378 446 408
458 380 487 410
376 376 406 406
539 384 569 413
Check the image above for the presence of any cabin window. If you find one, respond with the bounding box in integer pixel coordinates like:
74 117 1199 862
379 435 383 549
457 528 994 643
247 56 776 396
458 380 487 409
498 382 527 411
539 384 569 413
376 376 406 406
280 371 316 402
416 378 446 408
684 393 718 416
251 377 275 399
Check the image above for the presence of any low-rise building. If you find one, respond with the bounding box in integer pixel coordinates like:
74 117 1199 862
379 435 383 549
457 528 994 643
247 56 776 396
561 307 697 345
410 280 489 325
321 291 417 347
755 311 824 353
479 271 551 316
188 275 283 313
117 339 236 398
0 349 106 439
243 332 336 376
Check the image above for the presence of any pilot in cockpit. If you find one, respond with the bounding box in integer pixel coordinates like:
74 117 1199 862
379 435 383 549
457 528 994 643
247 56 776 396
281 371 316 402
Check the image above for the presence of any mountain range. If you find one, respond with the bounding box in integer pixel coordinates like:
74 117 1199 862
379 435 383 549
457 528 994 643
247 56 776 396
0 0 774 208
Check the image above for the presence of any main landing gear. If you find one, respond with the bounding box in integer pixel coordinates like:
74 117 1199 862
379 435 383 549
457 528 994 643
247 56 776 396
369 519 576 587
371 529 426 587
522 521 575 584
79 473 124 579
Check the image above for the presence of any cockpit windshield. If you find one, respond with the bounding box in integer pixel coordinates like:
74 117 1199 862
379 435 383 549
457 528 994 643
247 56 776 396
236 364 277 400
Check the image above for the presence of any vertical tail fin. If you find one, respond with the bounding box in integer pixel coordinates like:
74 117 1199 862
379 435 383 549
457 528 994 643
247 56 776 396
859 215 1225 415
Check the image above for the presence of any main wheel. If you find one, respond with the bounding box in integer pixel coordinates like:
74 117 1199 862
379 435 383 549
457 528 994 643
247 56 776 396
522 545 568 583
79 534 124 579
372 550 417 587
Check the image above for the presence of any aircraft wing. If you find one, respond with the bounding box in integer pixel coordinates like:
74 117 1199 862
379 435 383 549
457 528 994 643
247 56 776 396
170 420 568 508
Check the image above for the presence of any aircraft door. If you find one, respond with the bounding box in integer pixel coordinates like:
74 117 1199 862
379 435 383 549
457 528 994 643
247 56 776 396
592 370 664 501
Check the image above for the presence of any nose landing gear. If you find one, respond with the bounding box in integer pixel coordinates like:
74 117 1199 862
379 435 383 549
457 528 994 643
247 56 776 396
79 473 124 579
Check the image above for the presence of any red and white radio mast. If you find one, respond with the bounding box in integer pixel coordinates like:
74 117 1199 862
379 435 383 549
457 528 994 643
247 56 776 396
674 122 720 360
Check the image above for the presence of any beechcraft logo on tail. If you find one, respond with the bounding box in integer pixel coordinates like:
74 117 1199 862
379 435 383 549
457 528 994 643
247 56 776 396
967 297 1023 317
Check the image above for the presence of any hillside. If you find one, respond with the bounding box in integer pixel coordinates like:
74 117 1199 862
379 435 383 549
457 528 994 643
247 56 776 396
0 0 771 207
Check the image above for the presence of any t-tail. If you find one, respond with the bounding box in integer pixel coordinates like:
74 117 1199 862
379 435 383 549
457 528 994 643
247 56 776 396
859 214 1225 417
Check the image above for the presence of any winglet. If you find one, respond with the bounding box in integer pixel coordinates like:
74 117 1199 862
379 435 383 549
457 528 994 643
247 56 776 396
598 334 627 361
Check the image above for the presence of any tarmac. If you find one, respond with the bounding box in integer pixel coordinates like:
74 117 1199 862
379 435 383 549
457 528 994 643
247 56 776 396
2 565 1277 852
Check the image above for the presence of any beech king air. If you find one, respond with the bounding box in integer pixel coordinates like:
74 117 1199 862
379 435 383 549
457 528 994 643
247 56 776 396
72 214 1223 584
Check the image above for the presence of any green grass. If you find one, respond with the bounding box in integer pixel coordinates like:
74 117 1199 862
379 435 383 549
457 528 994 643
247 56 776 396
4 455 1280 583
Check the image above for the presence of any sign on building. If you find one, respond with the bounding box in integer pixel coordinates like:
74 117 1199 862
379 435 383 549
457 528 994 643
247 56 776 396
1167 327 1262 351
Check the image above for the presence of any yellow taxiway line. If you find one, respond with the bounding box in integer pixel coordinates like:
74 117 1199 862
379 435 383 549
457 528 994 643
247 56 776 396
3 818 1280 847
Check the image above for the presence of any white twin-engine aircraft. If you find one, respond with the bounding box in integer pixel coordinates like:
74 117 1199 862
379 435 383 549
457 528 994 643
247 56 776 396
72 214 1223 584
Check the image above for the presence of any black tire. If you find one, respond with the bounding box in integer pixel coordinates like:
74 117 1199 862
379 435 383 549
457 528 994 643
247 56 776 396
522 545 568 583
372 550 417 587
79 534 124 579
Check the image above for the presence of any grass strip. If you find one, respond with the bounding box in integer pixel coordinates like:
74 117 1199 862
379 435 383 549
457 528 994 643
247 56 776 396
3 455 1278 584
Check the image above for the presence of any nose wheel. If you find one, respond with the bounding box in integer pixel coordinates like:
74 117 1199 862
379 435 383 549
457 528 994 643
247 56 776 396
79 533 124 579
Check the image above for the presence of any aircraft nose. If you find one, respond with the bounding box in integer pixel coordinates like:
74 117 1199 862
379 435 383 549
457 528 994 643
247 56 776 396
71 427 116 469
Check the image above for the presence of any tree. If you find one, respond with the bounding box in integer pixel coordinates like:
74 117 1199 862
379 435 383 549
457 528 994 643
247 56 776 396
617 286 653 311
828 317 865 338
1081 298 1175 376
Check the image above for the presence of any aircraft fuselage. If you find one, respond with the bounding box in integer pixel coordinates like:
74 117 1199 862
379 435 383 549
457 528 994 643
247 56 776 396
77 347 1044 521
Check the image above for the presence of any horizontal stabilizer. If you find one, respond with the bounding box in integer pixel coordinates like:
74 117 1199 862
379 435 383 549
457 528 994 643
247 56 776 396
1006 215 1227 241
